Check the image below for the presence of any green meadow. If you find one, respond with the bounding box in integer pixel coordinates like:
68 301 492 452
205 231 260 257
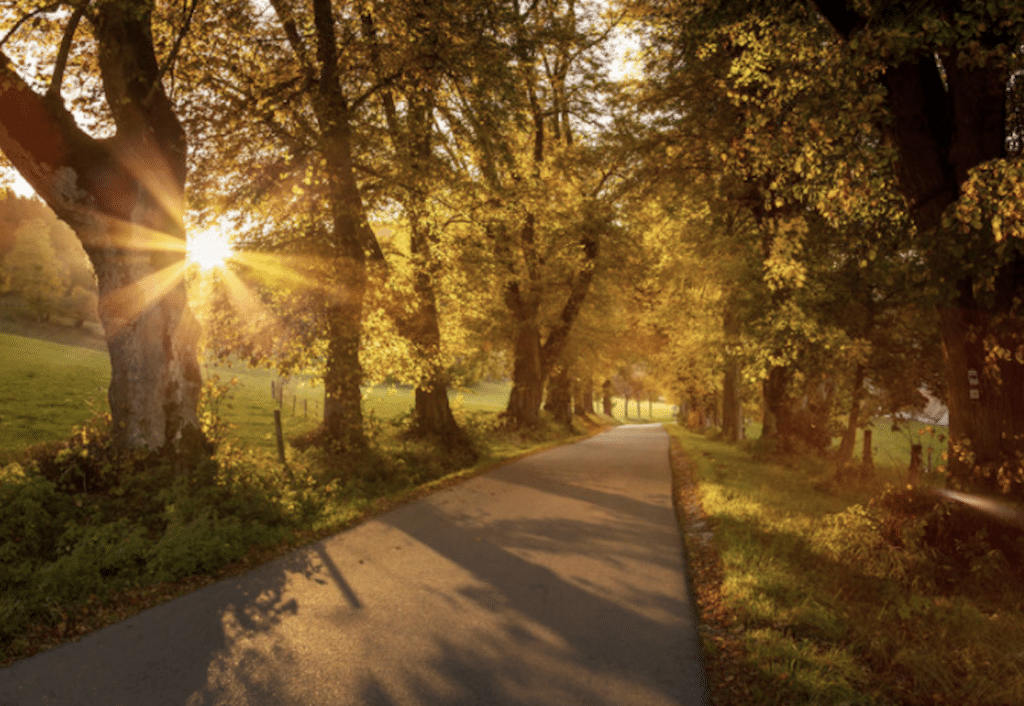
0 332 515 455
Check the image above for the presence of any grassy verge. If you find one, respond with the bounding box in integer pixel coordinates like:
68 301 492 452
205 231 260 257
667 424 1024 706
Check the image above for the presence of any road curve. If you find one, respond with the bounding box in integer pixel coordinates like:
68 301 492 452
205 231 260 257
0 424 709 706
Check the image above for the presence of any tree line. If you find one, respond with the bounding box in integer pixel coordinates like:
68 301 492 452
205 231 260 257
0 191 98 326
0 0 1022 499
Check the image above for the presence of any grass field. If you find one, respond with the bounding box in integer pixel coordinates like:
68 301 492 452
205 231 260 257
0 332 110 453
0 332 515 455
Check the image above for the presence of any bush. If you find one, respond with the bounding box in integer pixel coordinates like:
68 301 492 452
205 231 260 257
21 412 123 495
812 503 925 581
0 462 68 561
36 519 152 605
148 508 252 583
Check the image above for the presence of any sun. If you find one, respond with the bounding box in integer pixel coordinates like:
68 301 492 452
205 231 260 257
187 227 234 272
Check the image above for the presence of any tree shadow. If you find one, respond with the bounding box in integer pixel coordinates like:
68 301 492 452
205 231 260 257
0 425 710 706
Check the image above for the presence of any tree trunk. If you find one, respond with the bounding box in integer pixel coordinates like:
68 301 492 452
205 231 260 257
322 294 364 451
544 365 573 426
307 0 385 451
835 364 866 466
761 366 791 448
602 379 613 416
861 428 874 476
506 318 544 427
909 443 923 485
572 375 588 417
0 9 205 461
941 296 1024 495
722 304 742 442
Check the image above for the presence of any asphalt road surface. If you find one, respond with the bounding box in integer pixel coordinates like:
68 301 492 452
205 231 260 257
0 424 709 706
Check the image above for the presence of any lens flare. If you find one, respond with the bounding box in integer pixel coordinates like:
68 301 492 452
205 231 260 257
933 488 1024 528
187 228 235 271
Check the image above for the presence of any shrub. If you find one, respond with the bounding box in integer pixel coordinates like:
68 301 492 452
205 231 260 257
0 462 68 561
36 519 152 605
812 503 926 582
148 501 271 583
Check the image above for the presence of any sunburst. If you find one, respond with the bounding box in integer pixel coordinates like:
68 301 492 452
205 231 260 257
187 227 235 272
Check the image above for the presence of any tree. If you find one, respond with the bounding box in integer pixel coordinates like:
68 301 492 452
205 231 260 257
360 1 477 451
810 0 1024 495
1 217 69 321
442 0 620 428
0 2 206 459
181 0 385 452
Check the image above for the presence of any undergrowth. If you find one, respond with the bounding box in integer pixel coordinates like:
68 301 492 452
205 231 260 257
669 425 1024 706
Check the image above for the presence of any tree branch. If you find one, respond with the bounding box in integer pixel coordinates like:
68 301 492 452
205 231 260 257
47 3 86 100
150 0 200 100
0 3 61 49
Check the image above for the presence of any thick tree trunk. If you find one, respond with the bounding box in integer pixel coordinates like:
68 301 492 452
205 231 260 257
0 11 204 460
506 318 544 427
941 295 1024 495
544 365 573 425
602 379 613 416
835 363 866 466
761 366 791 448
322 291 364 451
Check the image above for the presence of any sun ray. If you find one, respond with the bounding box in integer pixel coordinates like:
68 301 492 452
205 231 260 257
100 259 191 335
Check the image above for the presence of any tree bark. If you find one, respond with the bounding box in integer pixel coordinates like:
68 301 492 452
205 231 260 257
506 306 544 427
861 428 874 477
722 297 743 441
581 376 594 414
0 8 204 460
940 296 1024 494
761 366 791 448
835 363 866 466
602 379 613 416
544 364 573 425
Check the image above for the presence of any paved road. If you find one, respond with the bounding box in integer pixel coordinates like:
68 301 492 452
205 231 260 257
0 424 708 706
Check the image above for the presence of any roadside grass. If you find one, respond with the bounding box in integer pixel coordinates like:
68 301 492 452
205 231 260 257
668 425 1024 706
1 332 607 668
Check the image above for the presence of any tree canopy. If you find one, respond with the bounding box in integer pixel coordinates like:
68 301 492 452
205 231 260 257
0 0 1022 496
